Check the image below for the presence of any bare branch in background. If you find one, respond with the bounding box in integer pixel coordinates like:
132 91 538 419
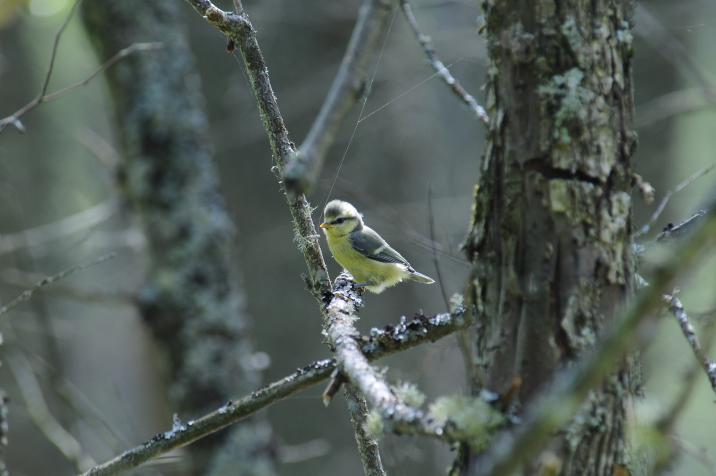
0 267 134 306
665 294 716 396
0 41 162 133
652 314 716 475
634 164 715 239
635 5 716 104
636 88 716 129
0 253 115 319
283 0 398 195
474 204 716 476
185 0 331 300
8 353 96 472
400 0 488 124
656 209 708 243
80 310 471 475
0 199 118 257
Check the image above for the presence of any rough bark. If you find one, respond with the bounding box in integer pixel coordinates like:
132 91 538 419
463 0 637 474
80 2 274 473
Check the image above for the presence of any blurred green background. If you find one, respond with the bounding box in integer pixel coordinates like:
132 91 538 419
0 0 714 474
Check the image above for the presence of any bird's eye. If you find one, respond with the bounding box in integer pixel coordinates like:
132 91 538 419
334 218 345 224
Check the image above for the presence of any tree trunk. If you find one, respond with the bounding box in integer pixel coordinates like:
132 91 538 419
81 2 275 474
463 0 636 474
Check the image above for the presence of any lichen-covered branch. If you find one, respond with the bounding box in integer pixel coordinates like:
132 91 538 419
325 274 475 443
344 384 386 476
283 0 397 195
185 0 331 300
665 294 716 396
81 310 471 475
399 0 488 124
473 204 716 476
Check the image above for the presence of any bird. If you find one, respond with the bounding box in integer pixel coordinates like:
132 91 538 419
319 199 435 293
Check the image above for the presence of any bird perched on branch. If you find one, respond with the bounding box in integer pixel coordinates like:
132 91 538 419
320 200 435 293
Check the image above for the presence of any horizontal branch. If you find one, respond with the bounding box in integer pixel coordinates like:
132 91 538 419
283 0 397 195
185 0 331 300
666 294 716 396
475 203 716 476
81 309 470 475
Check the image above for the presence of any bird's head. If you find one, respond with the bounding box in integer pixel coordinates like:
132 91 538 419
320 200 363 236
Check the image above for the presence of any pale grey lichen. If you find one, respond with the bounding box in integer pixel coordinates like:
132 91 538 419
364 409 384 441
392 382 426 408
538 68 595 145
428 395 504 449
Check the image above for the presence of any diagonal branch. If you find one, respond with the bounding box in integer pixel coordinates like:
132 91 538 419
0 253 115 319
8 353 96 472
0 43 162 133
185 0 331 301
474 203 716 476
400 0 488 124
80 310 471 475
283 0 397 195
665 294 716 396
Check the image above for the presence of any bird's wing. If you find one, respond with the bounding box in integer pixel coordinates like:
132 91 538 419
349 227 411 266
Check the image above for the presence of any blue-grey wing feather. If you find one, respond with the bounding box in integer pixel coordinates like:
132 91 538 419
350 227 411 266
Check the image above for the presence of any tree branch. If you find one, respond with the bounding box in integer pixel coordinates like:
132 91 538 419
344 383 386 476
0 253 115 319
80 310 471 475
474 203 716 476
282 0 397 195
400 0 488 124
324 274 474 443
8 353 96 472
665 294 716 396
0 42 162 133
185 0 331 300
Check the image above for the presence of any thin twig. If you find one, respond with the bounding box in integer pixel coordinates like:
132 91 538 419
0 43 162 133
474 204 716 476
656 209 708 243
8 352 96 472
0 253 115 318
427 185 450 310
665 294 716 396
185 0 331 300
634 164 715 238
283 0 398 195
652 316 716 476
400 0 488 124
0 267 134 305
80 310 471 475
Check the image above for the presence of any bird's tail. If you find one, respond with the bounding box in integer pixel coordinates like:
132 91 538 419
408 270 435 285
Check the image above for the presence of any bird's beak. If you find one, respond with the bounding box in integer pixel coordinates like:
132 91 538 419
319 222 329 229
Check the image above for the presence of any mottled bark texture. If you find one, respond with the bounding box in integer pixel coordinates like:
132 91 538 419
81 2 274 474
464 0 636 474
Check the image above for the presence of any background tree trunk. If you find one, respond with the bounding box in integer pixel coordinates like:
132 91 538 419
81 2 275 474
463 0 637 474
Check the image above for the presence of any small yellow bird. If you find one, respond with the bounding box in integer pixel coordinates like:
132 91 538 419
319 200 435 293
